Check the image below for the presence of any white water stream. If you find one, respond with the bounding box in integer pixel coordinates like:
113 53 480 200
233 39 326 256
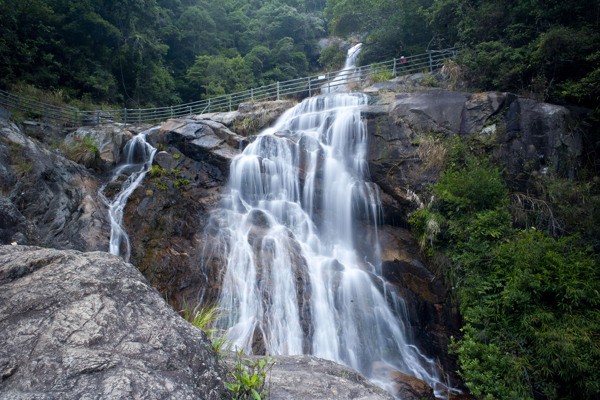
101 127 158 262
203 45 448 397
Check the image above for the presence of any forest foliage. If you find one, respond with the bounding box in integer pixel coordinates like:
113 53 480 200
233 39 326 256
2 0 599 110
0 0 327 107
410 138 600 400
326 0 600 109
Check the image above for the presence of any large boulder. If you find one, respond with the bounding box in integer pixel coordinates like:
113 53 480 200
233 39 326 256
65 125 134 172
0 120 109 251
152 118 243 177
0 245 227 400
224 354 395 400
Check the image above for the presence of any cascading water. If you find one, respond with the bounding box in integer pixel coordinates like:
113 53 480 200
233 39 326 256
203 45 448 397
323 43 362 93
101 127 158 261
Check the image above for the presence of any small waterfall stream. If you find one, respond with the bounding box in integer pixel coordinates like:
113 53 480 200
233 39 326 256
203 46 447 396
101 127 158 262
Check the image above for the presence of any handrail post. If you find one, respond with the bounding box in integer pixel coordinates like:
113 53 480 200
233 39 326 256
277 82 280 100
170 106 173 119
429 51 433 72
208 98 211 113
393 58 397 76
327 72 330 92
75 109 78 127
229 95 232 111
124 108 127 128
251 88 254 101
138 109 141 125
308 77 311 97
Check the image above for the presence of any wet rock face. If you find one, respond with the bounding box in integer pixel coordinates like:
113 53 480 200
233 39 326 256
0 245 227 400
123 102 295 311
123 121 234 311
375 225 460 386
365 90 582 217
0 120 109 251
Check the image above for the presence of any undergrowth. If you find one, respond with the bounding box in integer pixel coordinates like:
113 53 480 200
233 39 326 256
409 137 600 399
183 303 274 400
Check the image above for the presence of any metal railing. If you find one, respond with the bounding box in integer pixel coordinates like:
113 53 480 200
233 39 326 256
0 47 459 127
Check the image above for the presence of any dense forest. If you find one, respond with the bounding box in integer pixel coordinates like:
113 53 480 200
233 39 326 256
326 0 600 109
1 1 599 399
0 0 328 107
1 0 599 110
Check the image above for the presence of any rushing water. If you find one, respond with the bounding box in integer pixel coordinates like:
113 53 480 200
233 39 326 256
323 43 362 93
101 127 158 262
203 45 447 396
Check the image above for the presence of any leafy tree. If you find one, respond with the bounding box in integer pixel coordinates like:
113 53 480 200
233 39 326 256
425 0 600 108
0 0 328 106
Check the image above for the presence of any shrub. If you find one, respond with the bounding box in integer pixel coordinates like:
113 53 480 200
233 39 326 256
412 144 600 399
226 350 274 400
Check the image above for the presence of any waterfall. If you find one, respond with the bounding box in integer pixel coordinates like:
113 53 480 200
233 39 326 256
323 43 362 93
203 45 448 397
101 127 158 262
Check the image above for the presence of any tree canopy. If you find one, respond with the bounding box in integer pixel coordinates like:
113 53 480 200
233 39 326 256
0 0 326 107
326 0 600 108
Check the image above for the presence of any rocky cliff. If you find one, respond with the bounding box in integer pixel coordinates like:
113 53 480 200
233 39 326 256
0 119 109 250
364 89 583 222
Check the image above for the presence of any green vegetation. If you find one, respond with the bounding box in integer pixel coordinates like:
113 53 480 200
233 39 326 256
326 0 600 109
410 140 600 399
174 178 191 188
63 136 100 169
4 0 598 110
226 350 274 400
183 303 274 399
369 68 394 83
148 164 167 178
318 44 347 70
0 0 327 108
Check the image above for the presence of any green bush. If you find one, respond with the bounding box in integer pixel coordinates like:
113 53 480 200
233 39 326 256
318 44 346 71
411 142 600 399
226 350 274 400
457 231 600 399
183 302 274 399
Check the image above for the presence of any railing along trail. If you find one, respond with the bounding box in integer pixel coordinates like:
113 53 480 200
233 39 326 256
0 47 460 127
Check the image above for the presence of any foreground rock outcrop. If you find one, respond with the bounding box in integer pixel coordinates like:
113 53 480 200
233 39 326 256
0 245 227 399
